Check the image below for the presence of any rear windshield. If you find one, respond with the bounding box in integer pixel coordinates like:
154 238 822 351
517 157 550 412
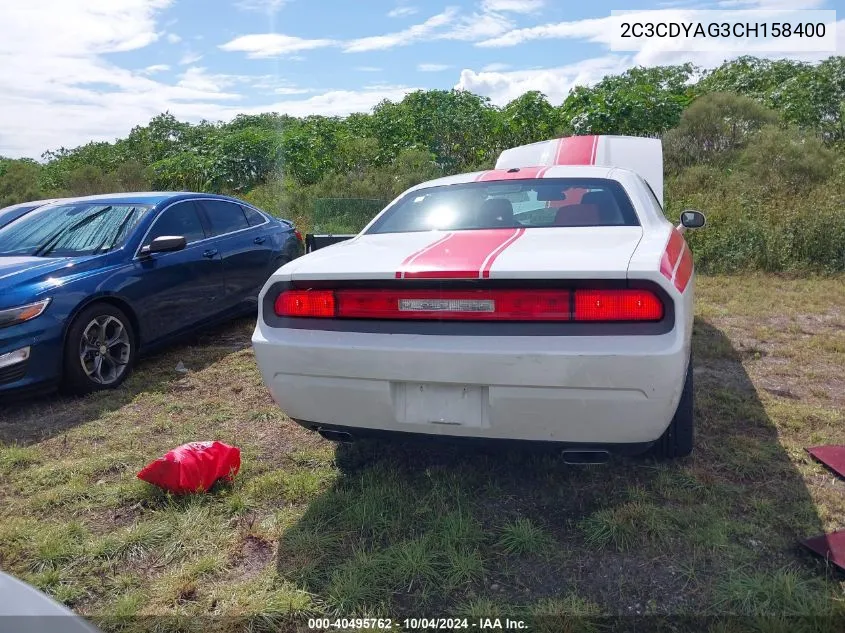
367 178 639 234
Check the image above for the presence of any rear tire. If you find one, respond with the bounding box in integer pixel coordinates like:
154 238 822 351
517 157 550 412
652 354 694 460
62 303 136 395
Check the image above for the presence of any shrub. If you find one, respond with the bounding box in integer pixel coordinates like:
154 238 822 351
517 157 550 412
739 125 834 191
664 92 779 173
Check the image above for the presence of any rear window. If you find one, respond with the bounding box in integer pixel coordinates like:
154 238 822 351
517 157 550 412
200 200 250 236
367 178 639 234
241 205 268 227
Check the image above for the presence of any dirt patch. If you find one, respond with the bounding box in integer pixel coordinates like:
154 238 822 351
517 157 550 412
228 535 275 582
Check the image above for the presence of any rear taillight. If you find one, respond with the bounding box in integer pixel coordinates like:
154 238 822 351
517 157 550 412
574 289 663 321
294 229 303 243
274 290 335 318
273 288 663 322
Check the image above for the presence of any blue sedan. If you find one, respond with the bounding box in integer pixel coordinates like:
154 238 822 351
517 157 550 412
0 192 302 396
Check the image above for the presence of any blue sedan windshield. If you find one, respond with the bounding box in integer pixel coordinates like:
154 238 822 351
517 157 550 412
0 203 150 257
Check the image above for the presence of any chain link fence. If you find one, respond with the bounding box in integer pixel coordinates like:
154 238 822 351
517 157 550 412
311 198 387 234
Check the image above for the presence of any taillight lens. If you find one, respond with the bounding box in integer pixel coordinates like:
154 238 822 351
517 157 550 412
574 289 663 321
274 290 335 317
294 229 303 243
336 289 570 321
274 288 663 322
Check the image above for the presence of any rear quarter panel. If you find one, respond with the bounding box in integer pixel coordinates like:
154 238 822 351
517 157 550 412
627 191 695 378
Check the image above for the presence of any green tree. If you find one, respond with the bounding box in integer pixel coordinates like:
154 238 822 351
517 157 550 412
213 127 283 191
0 159 44 206
699 56 845 142
371 90 499 173
560 64 696 136
499 91 562 149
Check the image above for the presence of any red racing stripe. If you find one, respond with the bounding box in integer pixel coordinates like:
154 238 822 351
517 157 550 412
660 229 685 281
480 227 525 278
399 229 522 279
476 166 546 182
394 232 454 279
674 245 693 293
554 135 598 165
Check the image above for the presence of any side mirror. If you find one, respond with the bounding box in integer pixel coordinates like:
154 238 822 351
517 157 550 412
139 235 187 256
678 210 706 233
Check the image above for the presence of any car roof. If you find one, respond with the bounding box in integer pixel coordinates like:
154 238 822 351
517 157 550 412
409 165 622 192
45 192 250 207
0 198 62 212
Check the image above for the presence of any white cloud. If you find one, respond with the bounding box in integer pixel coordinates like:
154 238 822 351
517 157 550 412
0 0 416 158
477 16 611 48
417 63 452 72
342 6 515 52
273 86 313 95
455 56 631 105
480 0 544 13
344 8 459 52
219 33 336 58
354 66 383 72
717 0 826 7
176 67 244 95
387 5 418 18
440 12 514 41
166 32 181 44
142 64 170 75
235 0 290 13
178 51 203 65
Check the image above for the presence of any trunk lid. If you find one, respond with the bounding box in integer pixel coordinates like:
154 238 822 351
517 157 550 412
288 227 643 282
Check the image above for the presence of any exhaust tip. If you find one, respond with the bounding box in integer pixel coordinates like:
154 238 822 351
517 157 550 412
316 428 354 443
562 450 610 465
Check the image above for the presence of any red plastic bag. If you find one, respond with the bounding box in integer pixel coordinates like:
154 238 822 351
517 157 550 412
137 441 241 494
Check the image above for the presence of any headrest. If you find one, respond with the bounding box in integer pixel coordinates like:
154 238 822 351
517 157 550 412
582 190 615 206
554 204 601 227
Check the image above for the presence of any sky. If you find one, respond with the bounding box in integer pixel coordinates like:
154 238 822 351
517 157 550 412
0 0 842 158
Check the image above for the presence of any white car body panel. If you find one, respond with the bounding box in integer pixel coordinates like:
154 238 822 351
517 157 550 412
253 135 696 449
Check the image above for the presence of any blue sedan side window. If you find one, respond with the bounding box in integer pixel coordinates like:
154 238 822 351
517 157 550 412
241 205 267 227
202 200 250 236
143 202 206 246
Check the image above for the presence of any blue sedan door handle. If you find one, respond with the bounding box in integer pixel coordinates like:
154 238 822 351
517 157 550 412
253 236 266 244
203 248 218 258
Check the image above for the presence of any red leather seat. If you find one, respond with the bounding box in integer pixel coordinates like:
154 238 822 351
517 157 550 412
554 204 601 226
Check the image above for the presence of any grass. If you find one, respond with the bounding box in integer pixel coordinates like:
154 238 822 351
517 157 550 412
0 275 844 631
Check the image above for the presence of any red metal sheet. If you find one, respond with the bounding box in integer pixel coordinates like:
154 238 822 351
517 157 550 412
807 445 845 479
800 529 845 572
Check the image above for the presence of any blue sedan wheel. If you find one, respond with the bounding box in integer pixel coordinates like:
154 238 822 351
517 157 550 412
63 303 136 394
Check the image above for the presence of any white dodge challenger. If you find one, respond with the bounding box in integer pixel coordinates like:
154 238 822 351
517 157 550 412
253 135 705 460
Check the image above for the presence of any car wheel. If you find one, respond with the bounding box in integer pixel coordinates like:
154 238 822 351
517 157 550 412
63 303 136 395
652 354 694 460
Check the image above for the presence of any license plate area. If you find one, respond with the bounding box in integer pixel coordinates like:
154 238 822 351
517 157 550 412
393 383 487 428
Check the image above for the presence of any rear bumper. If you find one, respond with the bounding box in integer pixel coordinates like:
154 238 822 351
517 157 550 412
293 420 655 455
252 323 691 444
